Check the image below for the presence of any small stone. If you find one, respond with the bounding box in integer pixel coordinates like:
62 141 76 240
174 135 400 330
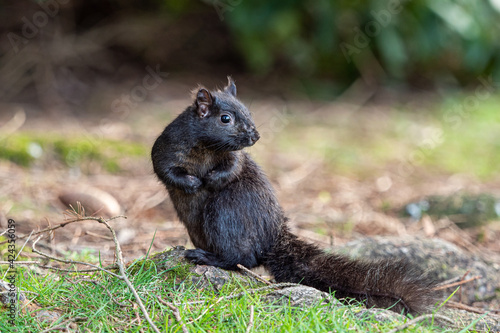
58 186 121 217
265 285 339 307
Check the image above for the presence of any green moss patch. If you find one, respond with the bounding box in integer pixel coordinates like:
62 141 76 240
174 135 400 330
0 132 148 173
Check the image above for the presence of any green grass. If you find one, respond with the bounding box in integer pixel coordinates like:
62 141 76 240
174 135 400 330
0 132 148 173
1 253 457 333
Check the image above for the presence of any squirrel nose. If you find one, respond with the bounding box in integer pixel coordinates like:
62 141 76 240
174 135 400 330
250 130 260 143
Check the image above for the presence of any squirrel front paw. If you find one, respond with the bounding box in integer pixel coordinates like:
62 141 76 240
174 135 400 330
203 171 229 190
183 175 203 194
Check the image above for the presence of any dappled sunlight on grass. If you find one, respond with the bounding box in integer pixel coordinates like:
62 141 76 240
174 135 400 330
0 132 149 174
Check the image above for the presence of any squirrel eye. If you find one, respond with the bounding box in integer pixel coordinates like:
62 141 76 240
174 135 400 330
220 114 231 124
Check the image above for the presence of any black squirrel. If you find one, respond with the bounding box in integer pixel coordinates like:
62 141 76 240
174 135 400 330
152 78 437 315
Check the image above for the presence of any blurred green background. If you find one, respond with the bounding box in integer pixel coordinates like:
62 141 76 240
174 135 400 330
1 0 500 179
223 0 500 94
1 0 499 181
1 0 500 106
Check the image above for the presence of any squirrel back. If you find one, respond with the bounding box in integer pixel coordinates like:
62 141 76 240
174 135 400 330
151 78 438 315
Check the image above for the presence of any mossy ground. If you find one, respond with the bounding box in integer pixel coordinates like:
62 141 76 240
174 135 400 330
0 132 148 173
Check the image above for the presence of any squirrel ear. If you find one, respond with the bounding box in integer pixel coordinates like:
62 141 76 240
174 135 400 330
196 88 213 118
224 76 237 97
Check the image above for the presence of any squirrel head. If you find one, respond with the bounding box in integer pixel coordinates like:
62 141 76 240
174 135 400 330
193 77 260 151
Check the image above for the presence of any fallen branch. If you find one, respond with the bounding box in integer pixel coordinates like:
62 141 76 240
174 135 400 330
237 264 271 285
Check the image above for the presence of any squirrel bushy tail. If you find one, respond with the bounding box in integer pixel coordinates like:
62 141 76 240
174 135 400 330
265 228 436 315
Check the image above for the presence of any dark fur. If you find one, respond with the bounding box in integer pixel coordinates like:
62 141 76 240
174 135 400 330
152 78 437 315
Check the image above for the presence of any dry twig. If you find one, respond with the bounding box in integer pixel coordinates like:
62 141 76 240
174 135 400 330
32 235 122 279
30 215 161 333
446 301 500 315
98 217 161 333
0 215 125 245
433 275 481 291
38 265 116 274
237 264 272 285
246 305 254 333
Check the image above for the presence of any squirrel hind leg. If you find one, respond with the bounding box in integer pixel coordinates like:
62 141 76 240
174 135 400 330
184 248 258 271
